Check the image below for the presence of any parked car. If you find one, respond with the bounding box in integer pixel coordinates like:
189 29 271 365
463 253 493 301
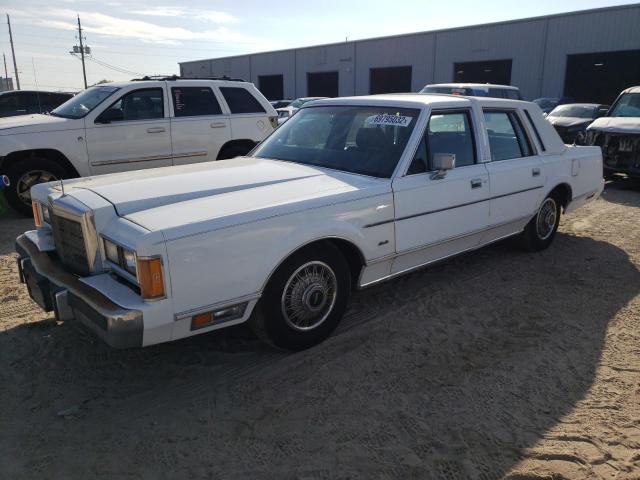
0 90 74 118
277 97 327 125
270 99 292 109
17 94 603 351
533 97 574 114
0 77 277 215
585 86 640 179
420 83 522 100
546 103 609 144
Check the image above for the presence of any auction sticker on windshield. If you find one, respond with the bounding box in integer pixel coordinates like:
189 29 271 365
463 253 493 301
367 114 413 127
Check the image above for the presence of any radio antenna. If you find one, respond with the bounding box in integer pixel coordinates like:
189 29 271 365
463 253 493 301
60 178 65 196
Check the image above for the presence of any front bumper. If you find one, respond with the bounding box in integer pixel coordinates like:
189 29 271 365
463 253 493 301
16 234 143 348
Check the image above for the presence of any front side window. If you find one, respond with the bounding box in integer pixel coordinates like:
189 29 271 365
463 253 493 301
98 88 164 123
484 110 533 161
427 111 476 167
51 86 119 119
252 106 420 178
172 87 222 117
220 87 266 114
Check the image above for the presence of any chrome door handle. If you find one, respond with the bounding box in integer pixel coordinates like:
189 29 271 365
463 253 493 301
210 122 227 128
147 127 165 133
532 168 541 177
470 178 483 189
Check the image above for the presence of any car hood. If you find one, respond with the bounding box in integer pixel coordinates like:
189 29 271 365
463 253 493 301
587 116 640 134
58 157 386 235
548 117 592 128
0 114 81 135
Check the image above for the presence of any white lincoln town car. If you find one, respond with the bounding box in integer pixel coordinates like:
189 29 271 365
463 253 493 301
17 94 604 350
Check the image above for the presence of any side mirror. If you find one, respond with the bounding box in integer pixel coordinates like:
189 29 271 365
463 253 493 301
431 153 455 179
96 108 123 124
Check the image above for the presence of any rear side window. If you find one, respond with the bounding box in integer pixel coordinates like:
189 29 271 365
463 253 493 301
524 109 546 152
220 87 266 114
483 110 534 161
172 87 222 117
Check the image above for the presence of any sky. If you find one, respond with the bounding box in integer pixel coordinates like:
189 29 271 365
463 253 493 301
0 0 637 92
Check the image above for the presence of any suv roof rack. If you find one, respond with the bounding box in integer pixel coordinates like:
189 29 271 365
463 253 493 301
131 75 246 82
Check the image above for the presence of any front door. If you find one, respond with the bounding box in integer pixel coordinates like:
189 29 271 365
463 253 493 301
86 87 172 174
391 109 490 274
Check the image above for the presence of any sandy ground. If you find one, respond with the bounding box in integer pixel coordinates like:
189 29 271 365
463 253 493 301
0 180 639 480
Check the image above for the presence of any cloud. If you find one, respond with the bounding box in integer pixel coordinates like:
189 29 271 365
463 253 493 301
7 8 255 45
127 6 238 24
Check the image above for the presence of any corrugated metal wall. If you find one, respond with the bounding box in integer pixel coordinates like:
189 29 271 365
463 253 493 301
179 4 640 100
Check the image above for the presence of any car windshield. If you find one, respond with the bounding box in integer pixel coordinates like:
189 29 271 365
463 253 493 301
608 93 640 117
51 86 120 119
549 105 596 118
252 105 420 178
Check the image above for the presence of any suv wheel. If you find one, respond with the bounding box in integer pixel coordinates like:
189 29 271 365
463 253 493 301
5 157 70 216
250 244 351 351
217 144 254 160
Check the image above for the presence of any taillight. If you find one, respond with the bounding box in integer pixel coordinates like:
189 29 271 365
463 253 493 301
137 257 166 300
32 201 43 228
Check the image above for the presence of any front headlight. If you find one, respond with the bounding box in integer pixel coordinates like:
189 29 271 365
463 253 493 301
122 249 137 276
103 237 137 278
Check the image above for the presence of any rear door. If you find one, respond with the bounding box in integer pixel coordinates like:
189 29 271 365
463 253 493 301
86 85 172 174
482 109 545 241
391 109 490 274
169 82 231 164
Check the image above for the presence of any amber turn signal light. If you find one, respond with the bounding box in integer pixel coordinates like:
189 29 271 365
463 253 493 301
137 257 165 300
32 201 43 228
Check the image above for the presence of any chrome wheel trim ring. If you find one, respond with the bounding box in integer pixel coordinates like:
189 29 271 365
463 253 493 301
16 170 58 205
536 197 557 241
281 261 338 331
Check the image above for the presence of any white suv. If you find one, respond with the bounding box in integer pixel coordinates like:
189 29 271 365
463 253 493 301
0 76 277 215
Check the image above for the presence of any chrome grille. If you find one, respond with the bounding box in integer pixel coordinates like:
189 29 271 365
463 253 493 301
50 212 90 276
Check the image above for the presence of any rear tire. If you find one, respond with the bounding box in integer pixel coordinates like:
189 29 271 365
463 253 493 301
217 144 255 160
249 244 351 351
5 157 70 216
519 193 562 252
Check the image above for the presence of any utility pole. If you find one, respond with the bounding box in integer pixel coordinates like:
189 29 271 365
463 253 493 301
77 15 87 89
3 53 7 79
7 15 20 90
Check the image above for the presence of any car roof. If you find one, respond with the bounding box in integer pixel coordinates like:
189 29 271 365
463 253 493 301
623 86 640 94
425 83 519 90
308 93 531 109
553 103 603 108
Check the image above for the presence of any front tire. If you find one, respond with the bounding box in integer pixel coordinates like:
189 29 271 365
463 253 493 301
520 193 562 252
250 244 351 351
5 157 70 216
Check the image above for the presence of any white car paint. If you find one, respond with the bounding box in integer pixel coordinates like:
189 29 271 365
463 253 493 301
25 94 603 348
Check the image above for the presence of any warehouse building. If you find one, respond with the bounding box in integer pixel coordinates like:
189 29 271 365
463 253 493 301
179 4 640 104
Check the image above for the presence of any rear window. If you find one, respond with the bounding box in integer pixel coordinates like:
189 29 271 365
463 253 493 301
220 87 266 114
172 87 222 117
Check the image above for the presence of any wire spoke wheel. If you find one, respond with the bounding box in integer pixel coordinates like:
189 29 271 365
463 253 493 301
281 261 338 331
16 170 58 205
536 197 557 241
